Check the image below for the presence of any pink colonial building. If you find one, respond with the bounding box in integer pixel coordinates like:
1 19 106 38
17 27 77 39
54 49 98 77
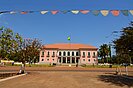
39 43 98 65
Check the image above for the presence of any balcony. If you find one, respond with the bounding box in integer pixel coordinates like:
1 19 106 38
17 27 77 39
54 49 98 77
46 55 50 57
41 55 44 57
93 56 97 58
82 56 85 58
52 55 55 57
87 56 90 58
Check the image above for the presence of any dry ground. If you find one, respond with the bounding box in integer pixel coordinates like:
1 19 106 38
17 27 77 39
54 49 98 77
0 66 133 88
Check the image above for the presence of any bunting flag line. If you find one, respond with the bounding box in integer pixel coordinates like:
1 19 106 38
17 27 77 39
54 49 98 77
0 9 133 16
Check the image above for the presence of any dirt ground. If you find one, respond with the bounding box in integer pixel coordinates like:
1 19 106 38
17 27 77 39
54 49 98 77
0 66 133 88
0 71 133 88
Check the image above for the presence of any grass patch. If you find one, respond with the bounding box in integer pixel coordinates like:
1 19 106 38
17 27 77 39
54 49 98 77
81 65 124 68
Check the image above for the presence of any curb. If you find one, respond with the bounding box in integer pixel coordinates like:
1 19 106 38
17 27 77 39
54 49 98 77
0 73 27 82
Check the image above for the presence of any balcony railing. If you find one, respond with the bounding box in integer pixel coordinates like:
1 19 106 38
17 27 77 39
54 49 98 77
46 55 50 57
87 56 90 58
82 56 85 58
93 56 97 58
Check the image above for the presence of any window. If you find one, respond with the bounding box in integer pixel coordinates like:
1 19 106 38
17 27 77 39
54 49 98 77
88 52 90 58
42 59 44 61
53 59 54 61
83 59 85 61
47 59 49 61
93 52 96 58
88 59 90 62
68 52 70 56
59 52 61 56
76 52 79 56
82 52 85 58
52 52 55 57
72 52 74 56
94 59 95 61
63 52 66 56
41 51 44 57
83 52 85 56
47 51 50 57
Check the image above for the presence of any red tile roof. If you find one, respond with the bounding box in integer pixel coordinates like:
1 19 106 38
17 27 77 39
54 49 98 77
43 43 97 50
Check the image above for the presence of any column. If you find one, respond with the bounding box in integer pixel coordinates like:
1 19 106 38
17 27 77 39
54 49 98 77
66 57 67 63
61 57 63 64
70 57 72 64
75 57 76 64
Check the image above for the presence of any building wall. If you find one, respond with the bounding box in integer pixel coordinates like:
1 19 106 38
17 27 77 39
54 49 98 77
40 50 58 64
39 49 98 65
80 50 98 65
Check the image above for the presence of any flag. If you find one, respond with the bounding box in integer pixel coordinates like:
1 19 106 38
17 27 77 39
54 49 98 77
61 10 69 14
21 11 28 14
100 10 109 16
67 36 70 41
121 10 129 16
51 10 58 15
129 10 133 15
71 10 79 14
80 10 89 14
111 10 120 16
40 11 48 14
92 10 100 16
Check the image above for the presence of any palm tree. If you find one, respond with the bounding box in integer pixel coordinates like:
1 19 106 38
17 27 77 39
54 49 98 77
98 44 110 63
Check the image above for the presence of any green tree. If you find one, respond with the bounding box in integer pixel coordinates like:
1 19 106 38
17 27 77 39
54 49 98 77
98 44 110 63
17 38 42 66
0 27 23 60
113 22 133 64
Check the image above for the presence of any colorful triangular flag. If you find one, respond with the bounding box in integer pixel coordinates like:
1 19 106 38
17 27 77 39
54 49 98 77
40 11 48 14
71 10 79 14
129 10 133 15
100 10 109 16
10 11 17 14
121 10 129 16
92 10 100 16
51 10 58 15
61 10 69 14
80 10 89 14
111 10 120 16
21 11 28 14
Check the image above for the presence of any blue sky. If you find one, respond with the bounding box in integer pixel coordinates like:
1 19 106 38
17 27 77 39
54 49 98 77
0 0 133 53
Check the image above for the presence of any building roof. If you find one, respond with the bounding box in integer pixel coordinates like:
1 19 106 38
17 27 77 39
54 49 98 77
43 43 97 50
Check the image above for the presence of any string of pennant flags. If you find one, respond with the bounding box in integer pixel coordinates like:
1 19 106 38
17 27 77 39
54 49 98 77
0 10 133 16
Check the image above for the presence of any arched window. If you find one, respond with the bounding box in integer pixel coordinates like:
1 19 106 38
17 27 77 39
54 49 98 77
83 52 85 56
68 52 70 56
47 51 50 57
72 52 74 56
76 52 79 56
63 52 66 56
59 52 61 56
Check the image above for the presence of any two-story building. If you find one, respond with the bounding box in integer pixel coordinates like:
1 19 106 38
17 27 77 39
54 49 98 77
39 43 98 65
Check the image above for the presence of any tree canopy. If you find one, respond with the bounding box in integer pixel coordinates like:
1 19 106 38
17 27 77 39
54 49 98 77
113 22 133 64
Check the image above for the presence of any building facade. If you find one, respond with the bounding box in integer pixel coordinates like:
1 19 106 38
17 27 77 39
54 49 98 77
39 43 98 65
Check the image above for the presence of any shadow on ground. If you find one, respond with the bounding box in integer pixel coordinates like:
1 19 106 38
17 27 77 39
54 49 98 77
98 73 133 87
